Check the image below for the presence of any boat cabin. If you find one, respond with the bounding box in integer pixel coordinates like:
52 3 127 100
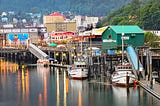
116 64 132 71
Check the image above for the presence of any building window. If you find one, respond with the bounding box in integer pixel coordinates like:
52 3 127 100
131 34 136 38
108 34 111 39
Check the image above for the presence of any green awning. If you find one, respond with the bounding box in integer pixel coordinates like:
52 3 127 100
49 42 57 47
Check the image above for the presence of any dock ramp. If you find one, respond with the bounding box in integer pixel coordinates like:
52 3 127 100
126 46 145 79
28 43 49 59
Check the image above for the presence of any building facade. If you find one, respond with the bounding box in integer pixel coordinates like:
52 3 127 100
43 12 76 33
0 27 47 47
102 25 144 52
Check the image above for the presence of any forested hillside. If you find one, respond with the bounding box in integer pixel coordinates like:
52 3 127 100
97 0 160 30
0 0 131 16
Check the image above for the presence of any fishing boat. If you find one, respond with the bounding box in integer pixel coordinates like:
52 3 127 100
68 56 88 80
37 58 49 67
111 62 137 86
111 32 137 86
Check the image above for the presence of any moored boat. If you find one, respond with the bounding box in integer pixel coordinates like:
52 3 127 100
111 63 137 87
37 58 49 67
68 56 88 80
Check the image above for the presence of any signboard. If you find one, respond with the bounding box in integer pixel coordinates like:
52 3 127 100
121 36 129 40
12 29 20 33
8 33 29 42
21 28 29 33
8 33 18 42
29 28 38 32
4 29 12 33
18 33 29 41
103 39 116 42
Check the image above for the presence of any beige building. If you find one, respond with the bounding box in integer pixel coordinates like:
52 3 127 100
43 15 64 23
45 22 76 33
43 12 76 33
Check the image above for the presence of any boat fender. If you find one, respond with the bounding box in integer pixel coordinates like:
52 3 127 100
133 80 138 85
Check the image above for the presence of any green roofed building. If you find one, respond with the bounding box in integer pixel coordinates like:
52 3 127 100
102 25 144 52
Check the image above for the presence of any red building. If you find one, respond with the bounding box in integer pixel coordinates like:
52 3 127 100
50 31 74 43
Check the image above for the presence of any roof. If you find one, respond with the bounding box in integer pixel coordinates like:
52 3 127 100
49 12 66 19
92 26 108 35
109 25 144 34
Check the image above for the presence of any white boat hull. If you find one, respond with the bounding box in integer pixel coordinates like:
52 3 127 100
37 59 49 66
68 68 88 80
111 71 136 86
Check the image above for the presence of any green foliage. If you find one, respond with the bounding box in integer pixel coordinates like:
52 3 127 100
144 31 160 48
98 0 160 30
0 0 131 16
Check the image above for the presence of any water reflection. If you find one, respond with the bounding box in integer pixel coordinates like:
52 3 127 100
70 80 88 106
37 66 50 106
0 58 18 73
23 68 30 105
112 86 138 106
0 59 160 106
56 68 60 106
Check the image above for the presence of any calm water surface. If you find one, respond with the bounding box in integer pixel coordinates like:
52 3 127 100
0 60 160 106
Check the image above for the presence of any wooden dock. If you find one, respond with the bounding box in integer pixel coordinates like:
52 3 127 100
26 63 71 69
138 80 160 100
49 63 71 68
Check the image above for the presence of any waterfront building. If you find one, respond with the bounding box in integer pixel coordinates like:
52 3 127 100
73 15 99 30
50 31 74 44
102 25 144 52
0 27 47 47
150 30 160 36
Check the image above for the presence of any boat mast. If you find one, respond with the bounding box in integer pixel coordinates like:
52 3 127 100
81 38 82 56
122 32 124 64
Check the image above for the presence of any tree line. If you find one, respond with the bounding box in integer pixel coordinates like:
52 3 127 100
0 0 131 16
97 0 160 30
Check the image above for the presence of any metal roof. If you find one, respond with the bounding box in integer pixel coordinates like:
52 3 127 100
92 26 108 35
109 25 144 34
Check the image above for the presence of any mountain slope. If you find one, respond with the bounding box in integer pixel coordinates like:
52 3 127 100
0 0 131 16
97 0 160 30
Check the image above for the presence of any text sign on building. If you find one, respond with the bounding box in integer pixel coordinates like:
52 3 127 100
3 29 12 33
8 33 29 43
12 29 20 33
21 29 29 33
121 36 129 40
29 28 38 32
103 39 116 42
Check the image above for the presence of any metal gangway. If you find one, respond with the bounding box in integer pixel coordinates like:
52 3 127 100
28 43 49 60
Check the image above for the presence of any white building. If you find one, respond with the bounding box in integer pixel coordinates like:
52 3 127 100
150 30 160 36
73 15 99 30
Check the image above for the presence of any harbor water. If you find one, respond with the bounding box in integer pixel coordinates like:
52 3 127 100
0 60 160 106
